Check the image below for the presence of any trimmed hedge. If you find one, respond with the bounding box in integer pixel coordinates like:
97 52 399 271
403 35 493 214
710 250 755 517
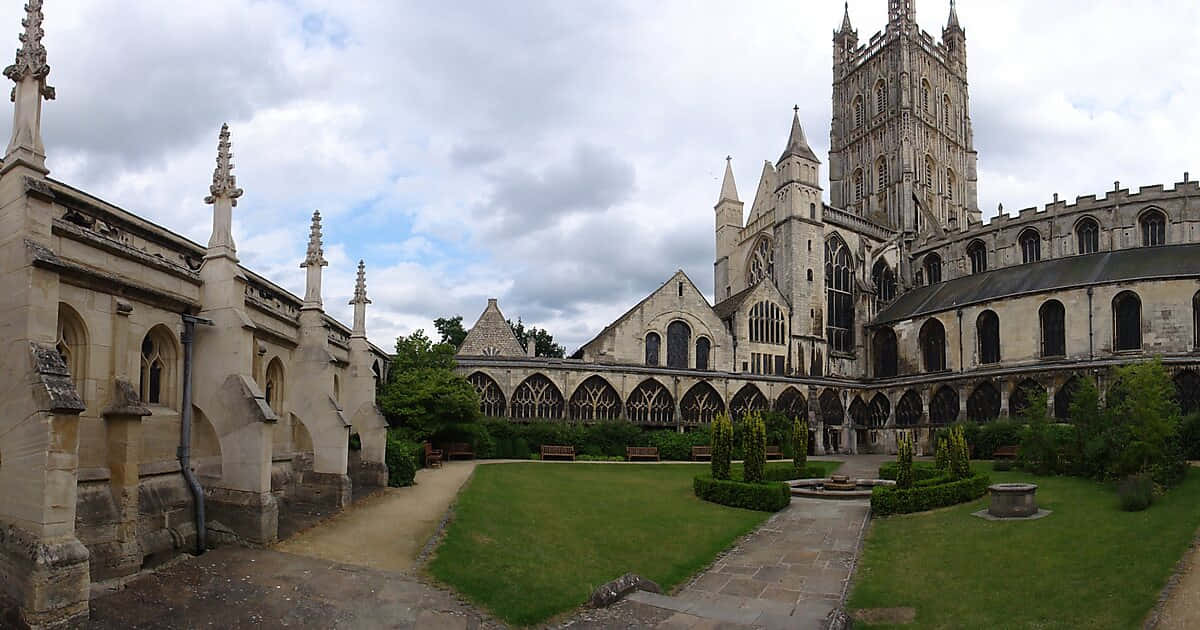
763 465 830 482
878 461 942 483
870 472 991 516
693 475 791 512
385 436 421 487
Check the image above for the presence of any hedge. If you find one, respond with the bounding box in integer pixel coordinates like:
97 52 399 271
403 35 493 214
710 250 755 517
870 471 991 516
763 465 830 482
877 461 942 483
385 436 422 487
693 475 791 512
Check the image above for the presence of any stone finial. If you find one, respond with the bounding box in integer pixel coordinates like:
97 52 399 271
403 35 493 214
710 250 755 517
4 0 54 172
204 124 243 206
300 210 328 268
350 260 371 305
4 0 53 96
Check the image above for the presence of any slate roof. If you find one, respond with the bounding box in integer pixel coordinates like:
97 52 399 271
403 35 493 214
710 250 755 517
873 243 1200 326
457 298 526 357
713 284 758 320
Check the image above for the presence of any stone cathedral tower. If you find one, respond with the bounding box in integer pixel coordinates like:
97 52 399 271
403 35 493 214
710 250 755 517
828 1 979 250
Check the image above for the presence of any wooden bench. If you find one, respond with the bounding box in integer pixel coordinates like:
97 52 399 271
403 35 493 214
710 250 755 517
766 445 784 460
993 445 1019 460
424 442 443 468
626 446 659 462
541 444 576 461
691 446 712 461
444 442 475 460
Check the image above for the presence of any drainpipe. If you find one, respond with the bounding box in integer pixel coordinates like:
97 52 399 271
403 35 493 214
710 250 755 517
1087 287 1094 359
180 313 213 555
956 308 964 372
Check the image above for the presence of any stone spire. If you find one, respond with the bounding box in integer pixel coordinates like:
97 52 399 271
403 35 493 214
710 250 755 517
3 0 55 174
718 156 738 204
779 106 819 164
203 124 243 260
300 210 328 308
947 0 960 28
839 1 854 33
349 260 370 337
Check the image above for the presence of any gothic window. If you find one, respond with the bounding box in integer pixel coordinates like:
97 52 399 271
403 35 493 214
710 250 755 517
265 358 285 415
56 303 87 401
1009 379 1042 418
967 381 1001 422
868 393 890 427
924 155 935 189
853 95 865 128
921 79 931 113
1174 370 1200 415
1113 291 1142 351
746 237 774 286
876 156 889 193
626 379 674 424
977 310 1001 365
920 318 946 372
967 240 987 274
930 386 959 425
1019 228 1041 263
875 80 887 115
871 260 896 311
896 390 922 426
946 169 955 202
810 202 816 219
849 397 869 426
1141 209 1166 246
820 389 844 426
749 301 786 345
568 375 621 421
1053 376 1081 420
942 93 952 128
510 374 564 420
645 332 660 366
139 326 177 407
853 168 864 202
1076 217 1100 254
730 384 768 421
872 327 898 377
695 337 710 371
666 321 691 369
1039 300 1066 357
923 253 942 285
826 238 855 353
774 387 808 420
467 372 507 417
680 381 724 424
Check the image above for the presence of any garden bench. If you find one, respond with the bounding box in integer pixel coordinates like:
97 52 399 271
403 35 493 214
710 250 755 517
766 445 784 460
691 446 712 461
424 442 443 468
993 445 1019 460
626 446 659 461
445 442 475 460
541 445 576 461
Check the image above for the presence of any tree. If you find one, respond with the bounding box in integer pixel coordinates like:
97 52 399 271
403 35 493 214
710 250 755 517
507 318 566 358
434 315 468 348
1107 359 1185 485
379 329 480 438
711 413 733 481
743 412 767 484
791 416 808 477
391 329 455 373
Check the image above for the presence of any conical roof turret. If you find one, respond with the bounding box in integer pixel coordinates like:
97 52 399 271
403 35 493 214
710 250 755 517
839 2 854 33
718 156 739 204
779 107 819 164
947 0 961 28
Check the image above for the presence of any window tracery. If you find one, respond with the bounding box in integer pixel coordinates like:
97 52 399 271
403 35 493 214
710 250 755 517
1076 217 1099 254
568 375 621 421
825 238 854 353
680 381 724 424
746 238 775 286
626 379 674 424
510 374 564 420
468 372 507 417
749 301 786 345
967 240 987 274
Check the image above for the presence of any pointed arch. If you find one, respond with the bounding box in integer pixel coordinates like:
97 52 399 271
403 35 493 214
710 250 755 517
930 386 959 425
921 78 931 113
568 375 621 421
872 327 898 378
819 389 844 426
1174 369 1200 415
977 310 1000 365
467 371 507 417
265 357 286 415
681 381 724 424
874 78 888 115
1019 228 1041 264
730 384 768 421
967 381 1001 423
919 318 947 372
826 236 854 353
1054 375 1082 420
510 373 564 420
56 302 88 401
1140 208 1167 246
695 337 711 371
869 393 890 427
849 396 869 426
666 320 691 369
853 94 865 128
1076 216 1100 254
967 239 987 274
1113 290 1142 351
1009 379 1043 418
774 387 808 420
626 378 674 424
942 93 952 127
140 324 179 408
746 236 775 286
876 155 889 193
922 253 942 285
896 390 922 427
871 259 896 310
853 168 865 203
946 168 956 202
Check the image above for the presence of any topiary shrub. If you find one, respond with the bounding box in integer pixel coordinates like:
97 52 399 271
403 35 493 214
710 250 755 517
949 425 971 479
792 416 808 477
693 475 791 512
896 433 915 489
385 436 420 487
870 472 992 516
743 412 767 484
711 413 733 480
934 436 949 473
1117 473 1155 511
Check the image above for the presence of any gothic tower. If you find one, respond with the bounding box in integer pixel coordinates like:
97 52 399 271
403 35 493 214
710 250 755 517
828 1 979 240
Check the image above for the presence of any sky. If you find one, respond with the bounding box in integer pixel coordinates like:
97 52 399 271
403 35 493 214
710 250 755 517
6 1 1199 352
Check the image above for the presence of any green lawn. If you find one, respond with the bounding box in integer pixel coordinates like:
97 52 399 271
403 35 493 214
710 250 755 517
429 460 839 625
848 465 1200 629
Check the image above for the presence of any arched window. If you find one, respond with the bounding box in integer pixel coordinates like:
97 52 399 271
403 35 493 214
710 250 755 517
746 237 774 286
896 390 922 426
849 397 869 426
775 387 808 420
967 240 987 274
730 384 768 421
1039 300 1066 357
977 310 1000 365
924 155 935 188
1076 217 1099 255
1141 209 1166 246
1054 376 1081 420
868 394 890 427
1174 370 1200 416
645 332 660 366
930 386 959 425
749 301 786 345
265 357 285 415
871 260 897 311
56 303 88 401
853 95 864 128
825 238 855 353
921 79 931 113
853 168 864 202
872 327 898 377
666 321 691 369
875 79 887 115
946 169 955 202
140 326 178 407
967 381 1001 422
923 253 942 285
626 379 674 424
510 374 564 420
680 381 724 424
695 337 710 371
568 375 621 421
1113 291 1142 351
820 389 844 426
467 372 507 417
1019 228 1041 264
876 156 889 193
920 318 946 372
942 93 952 128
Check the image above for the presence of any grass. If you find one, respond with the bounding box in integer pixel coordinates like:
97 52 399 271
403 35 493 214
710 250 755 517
428 459 840 625
847 464 1200 629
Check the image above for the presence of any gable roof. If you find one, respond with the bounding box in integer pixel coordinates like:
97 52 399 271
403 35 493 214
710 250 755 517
457 298 526 357
577 270 712 354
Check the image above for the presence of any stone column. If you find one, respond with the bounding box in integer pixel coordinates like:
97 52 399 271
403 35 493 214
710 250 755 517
97 380 150 580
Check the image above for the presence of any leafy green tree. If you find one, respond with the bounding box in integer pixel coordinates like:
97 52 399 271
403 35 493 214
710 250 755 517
507 318 566 358
1068 376 1108 477
1018 389 1058 475
934 436 950 473
1107 359 1185 485
390 329 456 372
379 329 480 439
434 315 469 348
949 425 971 479
896 434 915 489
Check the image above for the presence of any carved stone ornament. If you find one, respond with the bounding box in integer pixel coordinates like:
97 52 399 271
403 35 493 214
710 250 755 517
204 123 244 206
4 0 54 99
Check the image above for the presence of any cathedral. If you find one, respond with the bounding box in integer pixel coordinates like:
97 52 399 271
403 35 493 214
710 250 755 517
458 2 1200 454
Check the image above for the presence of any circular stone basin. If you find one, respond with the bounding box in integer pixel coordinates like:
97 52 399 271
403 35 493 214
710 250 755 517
789 478 895 500
988 483 1039 518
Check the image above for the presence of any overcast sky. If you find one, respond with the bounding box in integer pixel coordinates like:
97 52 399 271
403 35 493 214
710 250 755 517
8 1 1198 352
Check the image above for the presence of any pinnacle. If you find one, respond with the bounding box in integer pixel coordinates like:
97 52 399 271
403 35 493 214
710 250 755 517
204 123 244 206
779 108 819 164
948 0 961 28
4 0 52 92
350 259 370 305
840 1 853 33
301 210 328 268
718 156 739 204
